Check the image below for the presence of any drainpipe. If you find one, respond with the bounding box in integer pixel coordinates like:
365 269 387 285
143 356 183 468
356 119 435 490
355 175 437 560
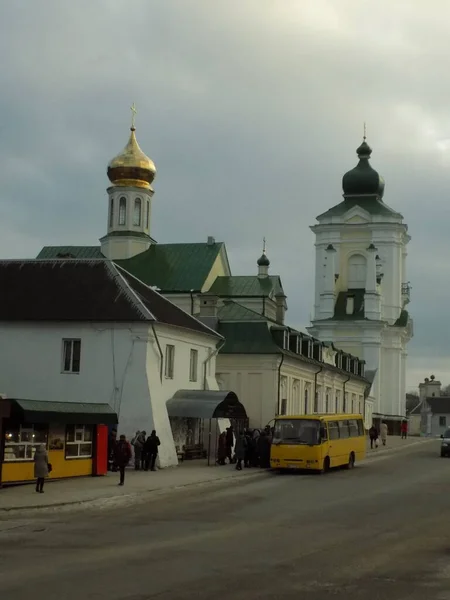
313 366 323 413
277 353 285 414
151 324 164 382
190 289 195 315
203 338 225 390
342 375 351 411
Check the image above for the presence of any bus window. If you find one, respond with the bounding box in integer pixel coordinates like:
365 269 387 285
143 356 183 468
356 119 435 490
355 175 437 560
328 421 340 440
348 419 359 437
357 419 365 436
338 420 350 439
319 425 328 443
273 418 320 445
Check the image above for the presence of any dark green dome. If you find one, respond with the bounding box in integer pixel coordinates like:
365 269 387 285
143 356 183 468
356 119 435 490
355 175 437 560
342 139 385 198
257 253 270 267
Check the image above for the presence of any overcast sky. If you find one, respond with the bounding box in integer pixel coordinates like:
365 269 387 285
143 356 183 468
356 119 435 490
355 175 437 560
1 0 449 391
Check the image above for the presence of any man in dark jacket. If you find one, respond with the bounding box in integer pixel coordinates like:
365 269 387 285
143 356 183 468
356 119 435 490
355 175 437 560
144 430 161 471
114 435 132 486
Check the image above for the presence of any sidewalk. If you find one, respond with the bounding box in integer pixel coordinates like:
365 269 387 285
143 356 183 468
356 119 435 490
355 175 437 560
0 436 435 513
0 461 265 513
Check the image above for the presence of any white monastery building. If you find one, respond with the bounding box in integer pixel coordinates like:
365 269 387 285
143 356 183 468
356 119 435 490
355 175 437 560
307 137 413 428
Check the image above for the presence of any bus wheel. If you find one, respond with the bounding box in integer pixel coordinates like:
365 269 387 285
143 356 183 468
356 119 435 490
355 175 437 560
345 452 355 470
320 457 330 474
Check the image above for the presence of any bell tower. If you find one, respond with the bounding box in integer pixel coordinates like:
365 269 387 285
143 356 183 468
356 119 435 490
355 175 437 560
308 136 413 425
101 105 157 260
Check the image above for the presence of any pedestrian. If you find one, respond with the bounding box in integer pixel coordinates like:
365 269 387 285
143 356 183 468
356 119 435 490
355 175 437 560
131 430 146 470
380 422 388 446
217 431 227 465
401 420 408 440
369 424 378 449
225 426 234 464
258 431 271 468
108 428 117 471
144 430 161 471
114 434 132 486
234 432 247 471
34 444 50 493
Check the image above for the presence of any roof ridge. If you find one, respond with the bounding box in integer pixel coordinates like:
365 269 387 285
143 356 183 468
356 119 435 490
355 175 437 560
114 263 221 338
107 262 155 321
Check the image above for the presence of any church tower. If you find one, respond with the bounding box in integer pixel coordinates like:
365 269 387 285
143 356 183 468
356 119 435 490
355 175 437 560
100 106 156 260
307 137 413 425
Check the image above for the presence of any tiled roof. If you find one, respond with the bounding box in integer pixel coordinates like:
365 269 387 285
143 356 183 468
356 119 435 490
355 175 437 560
37 246 104 259
0 260 220 337
218 301 267 322
426 397 450 415
316 197 402 220
37 242 226 293
208 275 284 298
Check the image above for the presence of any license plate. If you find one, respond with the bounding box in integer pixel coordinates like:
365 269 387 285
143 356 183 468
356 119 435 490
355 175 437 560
286 463 299 469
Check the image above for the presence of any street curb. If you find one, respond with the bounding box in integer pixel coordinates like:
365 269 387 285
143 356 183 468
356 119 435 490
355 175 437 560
0 469 268 513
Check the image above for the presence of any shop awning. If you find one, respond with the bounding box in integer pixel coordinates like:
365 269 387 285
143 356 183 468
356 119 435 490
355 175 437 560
7 399 118 425
166 390 247 420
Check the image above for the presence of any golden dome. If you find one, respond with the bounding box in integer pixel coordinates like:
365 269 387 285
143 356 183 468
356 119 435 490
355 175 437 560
107 127 156 190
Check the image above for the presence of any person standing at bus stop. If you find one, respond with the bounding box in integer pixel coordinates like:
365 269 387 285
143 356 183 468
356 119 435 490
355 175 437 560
114 435 132 486
401 420 408 439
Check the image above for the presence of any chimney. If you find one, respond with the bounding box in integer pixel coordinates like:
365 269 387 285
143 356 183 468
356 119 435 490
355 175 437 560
197 294 219 331
276 293 287 325
207 236 215 246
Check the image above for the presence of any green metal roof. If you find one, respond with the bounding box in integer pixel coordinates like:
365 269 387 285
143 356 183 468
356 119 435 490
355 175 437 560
37 246 104 259
317 197 402 220
219 322 278 354
218 301 266 322
10 399 118 425
208 275 284 298
37 242 225 293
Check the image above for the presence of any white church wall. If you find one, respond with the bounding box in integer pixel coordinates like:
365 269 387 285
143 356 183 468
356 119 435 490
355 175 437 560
0 321 220 468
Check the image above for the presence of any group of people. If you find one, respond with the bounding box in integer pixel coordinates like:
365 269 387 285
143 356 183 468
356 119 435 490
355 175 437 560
108 429 161 486
217 425 272 470
368 420 408 449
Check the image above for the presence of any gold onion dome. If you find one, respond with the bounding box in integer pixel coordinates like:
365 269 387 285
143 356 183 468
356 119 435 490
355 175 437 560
107 125 156 190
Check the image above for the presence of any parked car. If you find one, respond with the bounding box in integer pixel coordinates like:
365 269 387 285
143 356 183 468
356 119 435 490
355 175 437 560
440 429 450 457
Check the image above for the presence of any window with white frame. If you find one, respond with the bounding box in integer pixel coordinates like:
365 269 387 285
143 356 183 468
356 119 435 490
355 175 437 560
3 424 48 461
118 196 127 225
189 349 198 382
65 425 94 458
62 339 81 373
165 344 175 378
133 197 142 226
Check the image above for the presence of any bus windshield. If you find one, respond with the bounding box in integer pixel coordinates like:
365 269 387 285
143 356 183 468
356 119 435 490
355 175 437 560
273 419 321 445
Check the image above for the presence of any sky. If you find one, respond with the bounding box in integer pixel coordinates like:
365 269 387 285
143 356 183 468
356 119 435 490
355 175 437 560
0 0 449 392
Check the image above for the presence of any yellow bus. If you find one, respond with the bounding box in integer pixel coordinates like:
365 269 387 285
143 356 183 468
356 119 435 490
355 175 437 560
270 414 366 473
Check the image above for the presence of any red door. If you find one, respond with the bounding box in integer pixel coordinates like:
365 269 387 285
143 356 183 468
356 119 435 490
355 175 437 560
94 424 108 476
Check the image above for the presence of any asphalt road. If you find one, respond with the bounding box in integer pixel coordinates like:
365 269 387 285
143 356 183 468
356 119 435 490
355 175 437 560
1 441 450 599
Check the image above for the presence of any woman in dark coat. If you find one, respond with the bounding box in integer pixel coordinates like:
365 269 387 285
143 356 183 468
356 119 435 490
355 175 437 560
234 433 247 471
217 431 227 465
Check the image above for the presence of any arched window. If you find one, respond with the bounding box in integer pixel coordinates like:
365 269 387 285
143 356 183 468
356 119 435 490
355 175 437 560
304 388 309 414
347 254 367 289
146 200 150 229
118 197 127 226
133 198 142 226
109 197 114 227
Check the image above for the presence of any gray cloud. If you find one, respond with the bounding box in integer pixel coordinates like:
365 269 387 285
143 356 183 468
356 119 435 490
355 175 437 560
1 0 449 390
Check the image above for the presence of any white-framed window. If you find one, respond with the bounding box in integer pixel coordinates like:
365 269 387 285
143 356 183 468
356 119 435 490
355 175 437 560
62 339 81 374
189 349 198 382
65 425 93 459
118 196 126 225
165 344 175 379
3 424 48 461
109 197 114 227
133 197 142 226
